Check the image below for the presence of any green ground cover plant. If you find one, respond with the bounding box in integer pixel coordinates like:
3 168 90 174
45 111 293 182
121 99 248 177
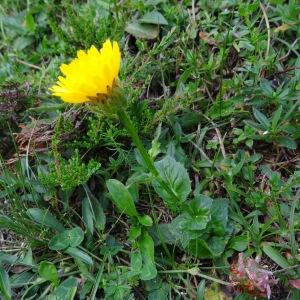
0 0 299 299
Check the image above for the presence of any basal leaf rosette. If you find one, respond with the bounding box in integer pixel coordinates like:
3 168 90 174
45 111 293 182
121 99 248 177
50 39 121 108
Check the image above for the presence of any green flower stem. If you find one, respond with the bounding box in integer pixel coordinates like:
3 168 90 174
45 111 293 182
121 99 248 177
116 107 180 203
90 255 107 300
117 107 159 176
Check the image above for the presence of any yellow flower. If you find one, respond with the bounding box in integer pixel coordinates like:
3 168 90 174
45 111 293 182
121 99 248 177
50 40 121 103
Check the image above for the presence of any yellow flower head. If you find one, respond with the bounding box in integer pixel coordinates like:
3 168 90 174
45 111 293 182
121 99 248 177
50 40 121 103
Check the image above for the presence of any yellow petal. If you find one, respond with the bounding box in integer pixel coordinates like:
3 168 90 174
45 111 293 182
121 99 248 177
51 39 121 103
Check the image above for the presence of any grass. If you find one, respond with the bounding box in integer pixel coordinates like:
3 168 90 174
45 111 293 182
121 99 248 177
0 0 299 299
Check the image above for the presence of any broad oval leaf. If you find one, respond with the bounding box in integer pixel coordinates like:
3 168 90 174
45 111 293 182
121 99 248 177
140 11 168 25
277 136 297 149
153 156 191 212
68 227 84 248
49 233 69 251
38 261 59 286
27 208 64 232
106 179 138 217
130 250 143 275
125 22 159 39
65 247 93 266
186 239 215 259
138 231 157 280
138 215 153 227
209 198 229 235
128 226 142 241
49 227 84 250
48 277 78 300
228 235 249 251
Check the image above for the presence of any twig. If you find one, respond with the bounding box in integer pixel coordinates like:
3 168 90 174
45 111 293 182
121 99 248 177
191 140 221 171
279 37 300 62
260 2 271 61
191 0 196 21
215 128 226 158
25 118 38 179
273 264 300 274
266 66 300 79
159 268 232 286
15 58 42 70
276 37 300 58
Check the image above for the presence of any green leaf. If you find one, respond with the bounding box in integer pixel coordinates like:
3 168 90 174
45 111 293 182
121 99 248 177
151 223 178 245
125 22 159 39
277 136 297 149
262 243 296 276
82 185 106 232
82 197 94 234
68 227 85 247
145 0 166 5
138 231 157 280
48 277 78 300
196 280 205 300
253 108 270 129
244 120 264 131
19 248 34 266
100 236 123 256
271 106 282 130
140 11 168 25
49 228 84 250
13 36 34 51
106 179 138 217
153 156 191 211
228 235 249 251
187 236 228 258
65 247 93 266
75 260 94 282
148 283 170 300
0 253 17 265
25 13 36 33
209 99 236 120
90 197 106 232
128 226 142 241
207 236 229 257
138 215 153 227
26 208 64 232
168 213 199 246
130 250 143 274
209 199 229 235
245 139 253 148
0 266 11 300
186 239 214 258
83 187 106 232
185 195 212 230
0 15 27 34
10 271 34 288
291 289 300 300
49 233 69 251
38 261 59 286
260 79 274 96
